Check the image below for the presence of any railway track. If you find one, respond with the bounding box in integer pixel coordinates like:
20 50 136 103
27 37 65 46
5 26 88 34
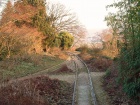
70 53 98 105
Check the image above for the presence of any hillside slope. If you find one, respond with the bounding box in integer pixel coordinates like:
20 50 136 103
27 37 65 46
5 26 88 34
0 1 46 54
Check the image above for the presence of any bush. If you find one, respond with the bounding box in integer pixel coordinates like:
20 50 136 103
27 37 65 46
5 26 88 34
90 57 113 72
77 44 89 54
50 64 73 74
58 31 74 50
118 50 140 102
123 78 140 100
15 20 25 27
91 48 101 55
105 69 111 78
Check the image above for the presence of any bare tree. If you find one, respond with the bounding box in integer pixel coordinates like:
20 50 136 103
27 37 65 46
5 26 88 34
91 29 119 57
46 2 79 33
71 25 87 47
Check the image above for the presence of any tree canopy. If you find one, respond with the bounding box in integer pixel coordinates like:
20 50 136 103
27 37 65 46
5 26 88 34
22 0 45 6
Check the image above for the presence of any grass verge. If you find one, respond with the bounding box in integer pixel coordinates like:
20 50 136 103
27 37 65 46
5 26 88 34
0 54 64 83
91 72 111 105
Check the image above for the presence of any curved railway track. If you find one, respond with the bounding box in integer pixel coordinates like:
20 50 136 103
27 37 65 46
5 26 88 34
69 53 98 105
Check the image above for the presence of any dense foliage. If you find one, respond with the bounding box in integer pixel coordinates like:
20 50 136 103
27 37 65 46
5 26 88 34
58 31 74 49
22 0 45 6
106 0 140 102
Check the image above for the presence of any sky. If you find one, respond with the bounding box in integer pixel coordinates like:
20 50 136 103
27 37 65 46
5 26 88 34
0 0 15 17
0 0 115 30
50 0 115 31
0 0 8 16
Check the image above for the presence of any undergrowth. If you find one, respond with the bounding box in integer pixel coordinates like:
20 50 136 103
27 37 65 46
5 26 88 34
118 50 140 103
48 64 73 74
103 63 139 105
0 76 73 105
85 57 113 72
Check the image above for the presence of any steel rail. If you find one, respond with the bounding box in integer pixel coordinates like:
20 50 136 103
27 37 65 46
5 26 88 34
69 52 98 105
76 55 98 105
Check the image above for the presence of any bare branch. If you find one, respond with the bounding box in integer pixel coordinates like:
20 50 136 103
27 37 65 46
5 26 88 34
46 2 79 33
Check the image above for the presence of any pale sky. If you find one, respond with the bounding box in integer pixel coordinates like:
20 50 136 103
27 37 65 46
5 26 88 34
0 0 115 30
50 0 115 31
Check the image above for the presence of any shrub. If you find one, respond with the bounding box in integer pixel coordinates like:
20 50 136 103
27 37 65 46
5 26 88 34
14 20 25 27
50 64 73 74
118 50 140 102
91 58 113 72
58 31 74 50
105 69 111 78
123 78 140 100
77 44 89 54
91 48 101 55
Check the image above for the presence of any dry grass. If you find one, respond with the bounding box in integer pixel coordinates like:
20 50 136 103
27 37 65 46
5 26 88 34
87 57 113 72
49 64 74 74
0 76 73 105
100 49 118 59
0 54 64 83
79 52 92 61
48 47 69 60
91 72 111 105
